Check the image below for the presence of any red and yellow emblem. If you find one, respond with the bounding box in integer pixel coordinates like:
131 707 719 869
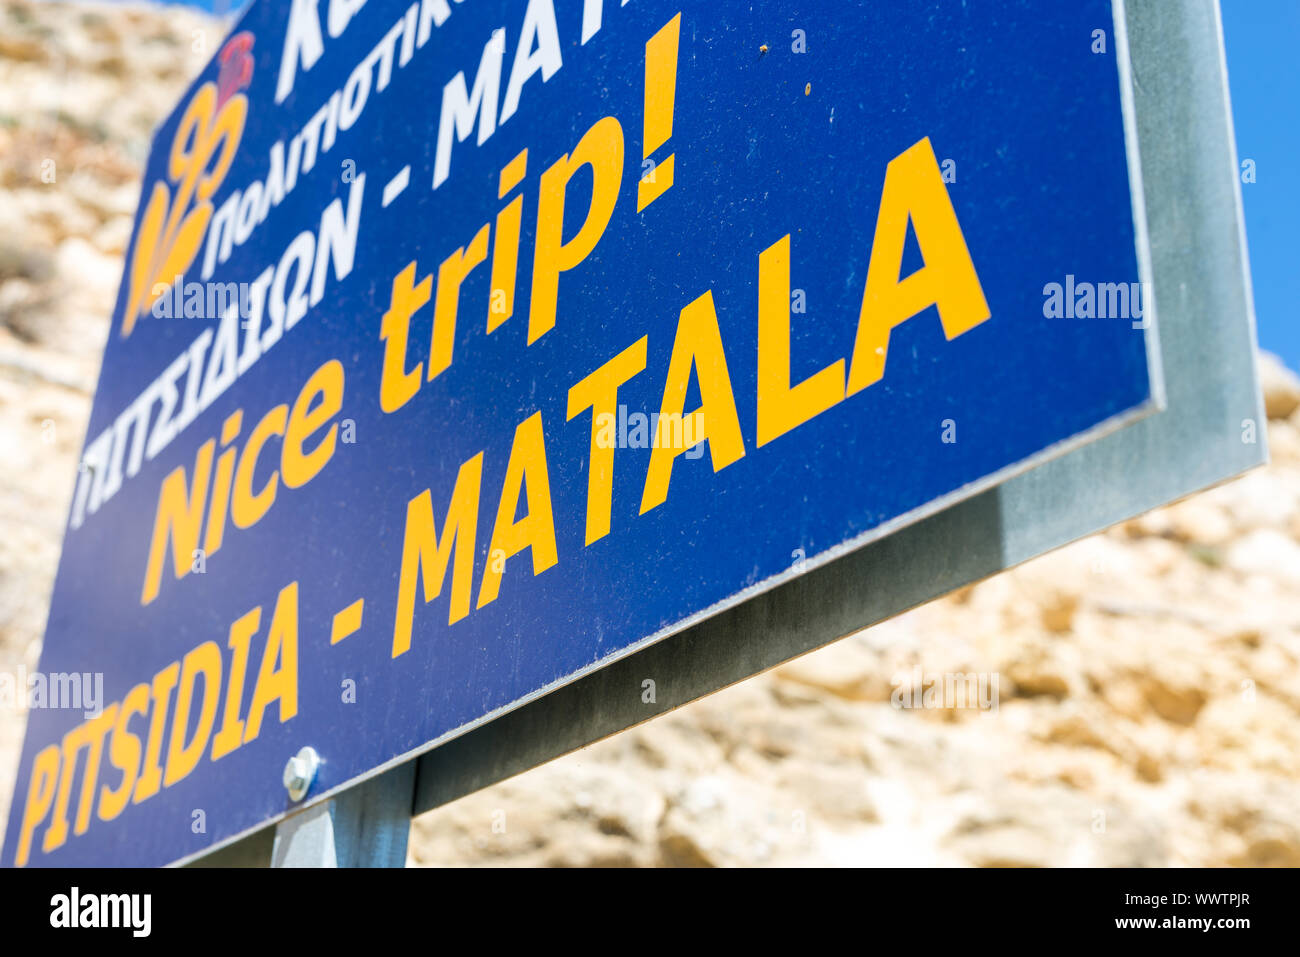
121 33 255 338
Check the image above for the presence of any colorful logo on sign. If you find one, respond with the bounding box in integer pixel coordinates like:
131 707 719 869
121 33 255 338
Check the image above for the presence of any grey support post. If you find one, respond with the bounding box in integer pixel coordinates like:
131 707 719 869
269 761 416 868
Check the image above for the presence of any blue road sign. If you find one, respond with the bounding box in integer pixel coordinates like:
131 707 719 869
5 0 1160 866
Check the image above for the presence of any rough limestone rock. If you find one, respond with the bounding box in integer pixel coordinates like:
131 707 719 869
1259 351 1300 420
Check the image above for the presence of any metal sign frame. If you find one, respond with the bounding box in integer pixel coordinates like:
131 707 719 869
187 0 1265 867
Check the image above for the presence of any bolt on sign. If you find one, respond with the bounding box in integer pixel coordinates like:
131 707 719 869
7 0 1168 866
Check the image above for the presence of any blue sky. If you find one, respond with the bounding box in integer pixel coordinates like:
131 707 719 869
158 0 1297 369
1222 0 1300 371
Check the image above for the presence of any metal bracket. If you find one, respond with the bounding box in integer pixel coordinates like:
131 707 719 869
268 761 416 868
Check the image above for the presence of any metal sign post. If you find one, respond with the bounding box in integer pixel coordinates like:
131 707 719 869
270 762 414 868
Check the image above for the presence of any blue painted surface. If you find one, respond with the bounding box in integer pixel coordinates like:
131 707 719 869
6 0 1153 866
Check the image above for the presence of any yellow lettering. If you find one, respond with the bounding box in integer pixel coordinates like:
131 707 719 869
847 136 990 395
566 337 647 544
641 292 745 513
531 116 624 344
132 662 180 804
392 454 483 657
202 410 244 556
211 606 259 760
379 263 431 413
98 683 149 823
141 439 215 605
488 149 528 333
430 224 490 382
476 413 558 609
15 744 59 866
757 234 845 445
243 582 299 743
283 359 344 488
163 641 222 787
72 706 118 837
231 405 287 528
